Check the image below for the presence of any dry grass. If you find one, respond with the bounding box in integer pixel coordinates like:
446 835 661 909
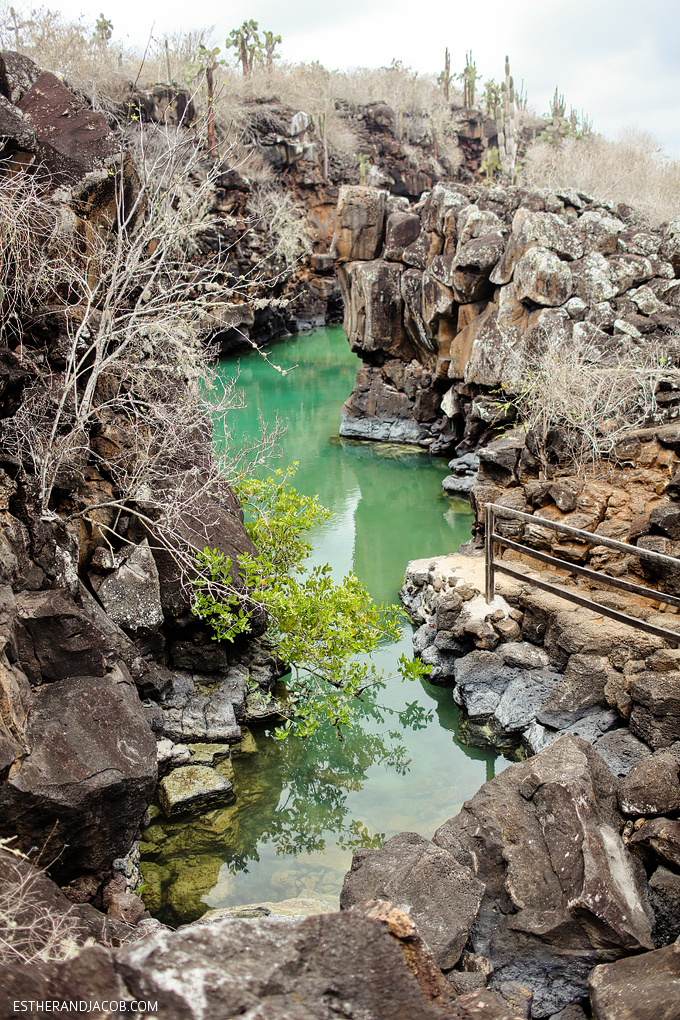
0 174 76 349
521 129 680 225
0 8 465 166
6 8 680 224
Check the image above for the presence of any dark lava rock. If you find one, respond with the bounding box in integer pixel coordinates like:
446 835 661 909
420 643 463 684
537 654 616 728
593 728 652 776
0 347 32 418
618 752 680 816
629 670 680 750
0 848 133 955
412 621 436 654
16 589 110 684
340 831 485 970
649 866 680 947
0 904 470 1020
559 707 620 744
628 817 680 871
432 735 652 1017
453 649 563 733
0 666 156 880
589 944 680 1019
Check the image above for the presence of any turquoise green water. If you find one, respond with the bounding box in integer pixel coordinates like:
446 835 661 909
142 326 496 924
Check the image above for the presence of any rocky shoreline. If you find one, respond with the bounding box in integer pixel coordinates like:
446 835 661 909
2 727 678 1018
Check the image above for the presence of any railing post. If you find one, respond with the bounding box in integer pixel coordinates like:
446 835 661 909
485 503 495 604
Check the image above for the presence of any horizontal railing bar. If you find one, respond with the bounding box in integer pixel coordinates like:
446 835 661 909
494 560 680 646
493 533 680 611
488 503 680 570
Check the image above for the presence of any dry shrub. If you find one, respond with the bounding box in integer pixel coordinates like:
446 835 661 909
0 4 138 80
521 129 680 225
0 117 284 569
0 10 462 178
0 842 83 965
325 117 360 161
0 174 75 346
504 329 680 475
232 146 275 187
247 186 311 265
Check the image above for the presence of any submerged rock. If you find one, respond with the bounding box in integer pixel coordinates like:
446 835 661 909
157 764 235 818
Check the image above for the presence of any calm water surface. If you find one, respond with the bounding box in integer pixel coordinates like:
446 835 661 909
141 326 497 924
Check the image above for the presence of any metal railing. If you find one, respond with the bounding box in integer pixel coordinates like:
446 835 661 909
484 502 680 647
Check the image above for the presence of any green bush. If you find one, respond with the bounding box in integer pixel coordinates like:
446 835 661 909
191 465 429 738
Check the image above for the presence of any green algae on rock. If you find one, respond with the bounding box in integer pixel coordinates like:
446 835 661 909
158 765 235 818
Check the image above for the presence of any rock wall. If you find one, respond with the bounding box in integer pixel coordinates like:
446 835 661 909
0 51 285 907
468 424 680 570
400 498 680 758
333 180 680 456
126 94 494 352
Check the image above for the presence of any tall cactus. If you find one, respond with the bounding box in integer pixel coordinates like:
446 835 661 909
438 47 452 102
460 50 478 108
496 55 519 180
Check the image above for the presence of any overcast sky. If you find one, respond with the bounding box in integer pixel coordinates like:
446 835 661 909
24 0 680 156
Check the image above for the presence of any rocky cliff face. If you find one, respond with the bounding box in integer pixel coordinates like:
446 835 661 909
0 51 285 906
333 181 680 456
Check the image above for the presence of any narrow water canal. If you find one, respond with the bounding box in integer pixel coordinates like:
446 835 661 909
142 326 497 924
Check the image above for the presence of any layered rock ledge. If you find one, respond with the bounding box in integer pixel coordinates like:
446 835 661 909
333 181 680 456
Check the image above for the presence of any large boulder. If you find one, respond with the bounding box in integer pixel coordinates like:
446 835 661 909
89 539 163 634
2 55 142 229
332 185 387 262
340 832 485 970
589 944 680 1019
628 671 680 749
384 211 421 261
15 589 110 684
0 666 156 880
343 736 653 1017
434 735 653 1015
491 209 583 285
515 247 573 307
0 904 466 1019
617 753 680 816
338 259 414 360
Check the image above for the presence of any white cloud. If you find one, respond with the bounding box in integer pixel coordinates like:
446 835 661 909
14 0 680 154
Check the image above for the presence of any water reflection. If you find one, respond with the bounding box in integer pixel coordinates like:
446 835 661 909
141 689 432 926
141 327 496 924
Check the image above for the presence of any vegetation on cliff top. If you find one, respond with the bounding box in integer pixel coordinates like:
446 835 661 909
4 5 680 222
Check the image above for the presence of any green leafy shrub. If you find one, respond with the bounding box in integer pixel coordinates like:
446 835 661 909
191 465 428 738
